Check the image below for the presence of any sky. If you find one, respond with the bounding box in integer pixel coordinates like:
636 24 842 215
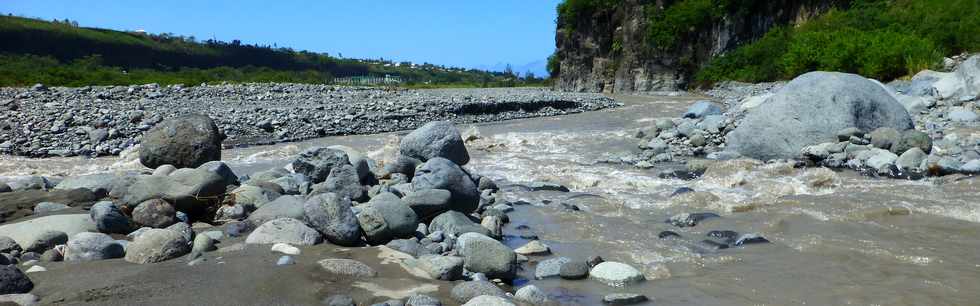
1 0 562 75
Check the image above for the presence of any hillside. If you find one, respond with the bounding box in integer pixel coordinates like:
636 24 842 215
551 0 980 92
0 15 543 87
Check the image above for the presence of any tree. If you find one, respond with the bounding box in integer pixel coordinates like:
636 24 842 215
503 64 514 77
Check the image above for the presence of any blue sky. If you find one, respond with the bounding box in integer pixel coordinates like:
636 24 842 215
1 0 562 74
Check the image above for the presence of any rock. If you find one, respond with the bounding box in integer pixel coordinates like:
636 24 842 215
139 114 222 169
666 212 720 227
89 201 131 234
451 280 506 303
303 193 362 246
587 255 605 267
682 101 723 119
869 127 901 151
559 261 590 280
590 262 645 287
191 234 216 254
310 164 366 202
417 255 465 280
727 72 913 160
111 169 228 218
327 145 372 183
894 130 932 154
166 222 194 244
317 258 377 278
0 237 21 254
227 185 274 211
515 285 552 306
152 164 177 176
356 193 419 245
412 158 480 213
131 199 177 228
245 218 322 245
247 195 305 225
514 240 550 256
406 294 442 306
197 161 239 186
276 255 295 266
524 181 570 192
428 211 489 237
290 147 350 184
463 295 515 306
0 214 94 252
734 233 770 246
385 155 423 178
602 293 649 305
323 294 356 306
53 173 118 196
456 233 516 280
268 173 311 195
866 149 899 170
948 107 978 122
477 177 498 192
400 121 470 165
214 204 247 222
387 239 421 256
39 248 62 262
65 232 125 261
960 159 980 174
22 264 45 274
223 221 252 238
535 257 570 279
125 228 190 264
402 189 453 221
32 202 70 215
689 132 707 147
0 293 39 306
0 266 33 294
0 183 10 193
271 243 301 255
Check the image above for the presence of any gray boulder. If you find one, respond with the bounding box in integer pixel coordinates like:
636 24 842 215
896 148 927 172
416 255 464 281
198 161 239 186
683 101 722 119
727 72 913 160
166 222 194 244
269 173 311 195
33 202 70 215
290 147 350 184
310 164 366 202
245 218 322 245
0 266 33 294
869 127 900 151
111 168 228 217
317 258 377 278
451 280 506 304
428 211 489 237
53 173 118 196
0 236 21 254
125 228 190 264
65 232 125 261
89 201 131 234
894 130 932 154
948 108 978 122
399 121 470 165
402 189 452 221
131 199 177 228
356 193 419 245
590 262 645 287
328 145 372 182
246 195 305 225
304 193 362 246
515 285 552 305
139 114 223 169
534 257 570 279
0 214 95 251
412 158 479 213
227 184 276 210
456 233 516 280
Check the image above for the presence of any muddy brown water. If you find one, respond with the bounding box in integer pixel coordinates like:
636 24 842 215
2 94 979 305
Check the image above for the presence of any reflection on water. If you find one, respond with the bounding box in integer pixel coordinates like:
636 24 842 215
2 94 979 305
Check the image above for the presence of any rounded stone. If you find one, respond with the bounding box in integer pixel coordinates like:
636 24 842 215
132 199 178 228
317 258 377 278
65 232 125 261
245 218 322 246
559 261 590 280
451 280 506 304
125 228 191 264
139 114 223 169
589 262 645 287
0 266 33 294
89 201 131 234
399 121 470 166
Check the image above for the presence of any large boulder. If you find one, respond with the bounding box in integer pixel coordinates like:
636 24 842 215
111 168 228 217
0 189 99 223
356 193 419 245
451 280 507 304
290 147 350 184
727 72 913 160
131 199 178 228
456 233 517 280
53 173 119 196
682 101 723 119
402 189 453 221
954 55 980 95
139 114 223 169
124 228 190 264
309 164 366 202
304 193 362 246
0 214 96 250
246 195 305 225
0 266 33 294
327 145 372 182
245 218 322 245
412 158 479 213
399 121 470 166
428 211 489 237
65 232 125 261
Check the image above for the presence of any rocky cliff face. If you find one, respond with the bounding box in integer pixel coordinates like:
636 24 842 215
555 0 842 93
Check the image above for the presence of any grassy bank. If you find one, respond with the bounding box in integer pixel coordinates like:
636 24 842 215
694 0 980 85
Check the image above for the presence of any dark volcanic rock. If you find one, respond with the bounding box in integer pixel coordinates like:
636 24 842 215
139 114 223 169
0 265 33 294
412 158 479 213
290 147 349 184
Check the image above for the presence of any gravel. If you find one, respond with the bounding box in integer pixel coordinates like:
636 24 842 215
0 85 617 157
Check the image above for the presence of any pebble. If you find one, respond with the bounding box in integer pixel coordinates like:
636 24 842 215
602 293 649 305
514 240 551 256
271 243 301 255
276 255 295 266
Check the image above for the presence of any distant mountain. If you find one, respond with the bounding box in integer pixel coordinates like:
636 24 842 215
476 59 549 78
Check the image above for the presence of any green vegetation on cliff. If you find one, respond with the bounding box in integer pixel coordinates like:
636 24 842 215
0 15 544 87
694 0 980 85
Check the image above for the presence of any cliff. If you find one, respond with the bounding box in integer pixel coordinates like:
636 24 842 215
554 0 844 93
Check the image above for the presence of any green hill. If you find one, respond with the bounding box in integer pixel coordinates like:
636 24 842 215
0 15 543 87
